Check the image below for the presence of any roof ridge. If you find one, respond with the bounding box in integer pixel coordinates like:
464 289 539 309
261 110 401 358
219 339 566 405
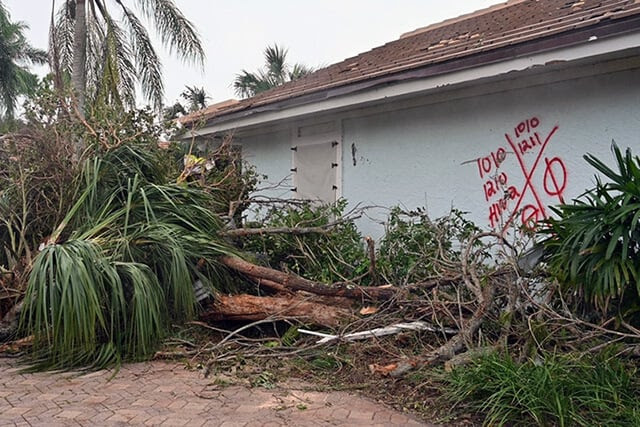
399 0 529 39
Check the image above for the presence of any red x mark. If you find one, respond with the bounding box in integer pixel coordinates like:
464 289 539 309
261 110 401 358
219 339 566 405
503 125 559 230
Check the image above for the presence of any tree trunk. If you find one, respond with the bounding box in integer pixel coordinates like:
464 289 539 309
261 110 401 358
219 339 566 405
220 256 397 300
71 0 87 115
200 294 350 328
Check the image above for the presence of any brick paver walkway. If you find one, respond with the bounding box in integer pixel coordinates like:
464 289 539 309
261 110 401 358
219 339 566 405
0 357 425 426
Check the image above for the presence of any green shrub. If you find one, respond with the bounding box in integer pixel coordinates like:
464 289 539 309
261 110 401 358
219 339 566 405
377 207 480 285
0 125 77 271
241 200 368 283
20 140 236 369
542 143 640 314
443 352 640 426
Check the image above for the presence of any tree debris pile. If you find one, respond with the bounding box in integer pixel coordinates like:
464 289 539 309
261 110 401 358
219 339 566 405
1 87 640 424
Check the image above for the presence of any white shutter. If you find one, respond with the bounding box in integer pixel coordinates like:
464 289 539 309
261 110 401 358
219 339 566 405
291 121 341 204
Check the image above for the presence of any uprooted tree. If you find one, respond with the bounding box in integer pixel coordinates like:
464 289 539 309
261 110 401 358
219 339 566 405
2 76 640 416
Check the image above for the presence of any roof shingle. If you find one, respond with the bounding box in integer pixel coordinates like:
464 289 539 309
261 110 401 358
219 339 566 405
184 0 640 124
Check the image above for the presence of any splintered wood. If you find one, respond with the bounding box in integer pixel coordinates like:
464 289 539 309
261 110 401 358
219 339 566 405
201 294 351 328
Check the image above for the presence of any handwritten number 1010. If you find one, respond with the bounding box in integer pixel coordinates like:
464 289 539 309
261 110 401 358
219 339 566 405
477 147 507 179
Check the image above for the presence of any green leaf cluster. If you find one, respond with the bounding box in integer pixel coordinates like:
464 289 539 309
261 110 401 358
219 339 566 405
542 142 640 314
0 2 47 120
378 208 480 285
241 200 368 284
20 141 236 369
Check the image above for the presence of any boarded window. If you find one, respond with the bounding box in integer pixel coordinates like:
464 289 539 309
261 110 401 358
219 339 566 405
293 141 338 203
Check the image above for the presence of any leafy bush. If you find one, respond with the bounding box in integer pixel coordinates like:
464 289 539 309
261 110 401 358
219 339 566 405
21 144 237 369
542 143 640 314
242 204 482 286
0 126 77 272
0 79 169 274
11 95 238 368
377 208 480 285
443 352 640 426
241 200 368 283
177 137 261 222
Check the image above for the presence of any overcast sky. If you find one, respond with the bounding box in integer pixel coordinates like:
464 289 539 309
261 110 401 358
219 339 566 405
3 0 498 106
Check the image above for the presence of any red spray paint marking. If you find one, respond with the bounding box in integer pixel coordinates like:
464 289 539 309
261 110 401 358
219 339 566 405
476 148 507 179
483 172 508 201
520 204 541 230
514 117 540 138
475 117 568 230
543 156 567 204
503 124 560 230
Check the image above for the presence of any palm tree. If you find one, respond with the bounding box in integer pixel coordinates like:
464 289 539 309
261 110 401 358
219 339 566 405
233 44 313 98
180 85 209 112
50 0 205 113
162 85 209 121
0 2 47 120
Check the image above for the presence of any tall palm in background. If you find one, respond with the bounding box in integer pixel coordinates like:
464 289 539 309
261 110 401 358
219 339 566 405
0 2 47 120
233 44 313 98
51 0 205 113
180 85 209 112
163 85 209 121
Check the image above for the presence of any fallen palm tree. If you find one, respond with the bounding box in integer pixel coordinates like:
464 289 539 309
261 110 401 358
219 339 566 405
17 140 238 369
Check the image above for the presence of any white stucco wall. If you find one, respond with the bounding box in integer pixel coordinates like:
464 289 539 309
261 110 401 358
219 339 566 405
238 129 293 203
233 66 640 238
341 67 640 238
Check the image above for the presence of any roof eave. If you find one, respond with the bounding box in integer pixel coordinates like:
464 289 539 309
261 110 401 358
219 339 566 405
185 15 640 137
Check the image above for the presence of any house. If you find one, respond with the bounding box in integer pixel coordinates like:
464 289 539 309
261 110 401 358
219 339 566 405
181 0 640 237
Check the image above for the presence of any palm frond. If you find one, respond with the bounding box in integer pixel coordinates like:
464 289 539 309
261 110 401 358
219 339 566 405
263 44 288 83
89 1 136 109
134 0 204 66
232 44 312 98
180 85 209 112
289 63 313 80
115 261 164 357
23 46 48 65
51 0 75 78
21 142 237 369
83 2 104 95
117 2 163 110
233 70 262 98
0 3 45 117
21 239 118 368
542 142 640 312
51 0 204 111
86 17 137 110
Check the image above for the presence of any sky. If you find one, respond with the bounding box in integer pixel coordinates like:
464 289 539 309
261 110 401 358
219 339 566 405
3 0 498 106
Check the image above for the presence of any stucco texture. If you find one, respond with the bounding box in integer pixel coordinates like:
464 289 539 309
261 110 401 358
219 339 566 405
240 129 293 202
341 68 640 237
235 68 639 238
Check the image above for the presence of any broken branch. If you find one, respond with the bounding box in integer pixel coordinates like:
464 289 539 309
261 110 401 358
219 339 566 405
365 236 379 286
220 256 397 300
299 321 458 344
220 217 359 237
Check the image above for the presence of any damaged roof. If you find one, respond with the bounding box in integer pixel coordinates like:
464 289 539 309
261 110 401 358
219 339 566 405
182 0 640 126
